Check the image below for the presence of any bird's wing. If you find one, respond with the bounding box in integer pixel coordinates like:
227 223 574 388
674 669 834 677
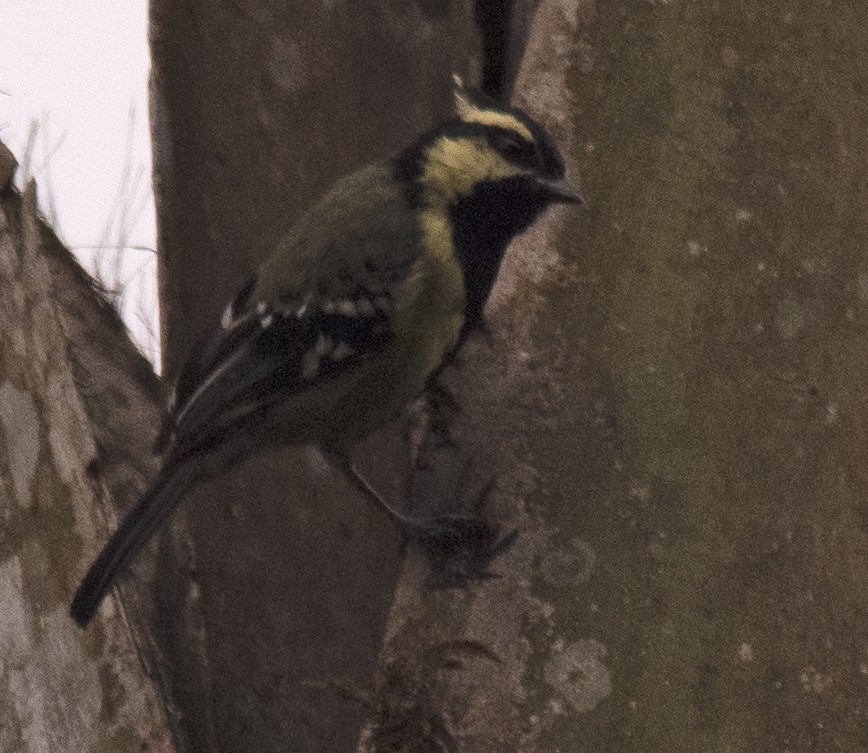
163 271 402 455
157 162 422 455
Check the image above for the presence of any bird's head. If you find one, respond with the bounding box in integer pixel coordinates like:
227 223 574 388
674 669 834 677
395 76 581 237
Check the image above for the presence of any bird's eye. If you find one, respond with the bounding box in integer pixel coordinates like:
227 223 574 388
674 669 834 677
490 131 535 166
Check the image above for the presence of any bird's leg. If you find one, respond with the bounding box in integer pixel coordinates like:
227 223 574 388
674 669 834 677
321 449 517 585
322 449 410 529
322 449 466 534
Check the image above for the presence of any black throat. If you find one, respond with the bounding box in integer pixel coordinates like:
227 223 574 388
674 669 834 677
393 137 553 340
450 177 549 338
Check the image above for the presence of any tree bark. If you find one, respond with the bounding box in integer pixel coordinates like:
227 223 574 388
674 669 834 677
0 167 175 750
377 1 868 751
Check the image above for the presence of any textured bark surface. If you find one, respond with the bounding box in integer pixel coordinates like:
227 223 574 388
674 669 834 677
379 1 868 751
148 3 485 752
0 172 174 751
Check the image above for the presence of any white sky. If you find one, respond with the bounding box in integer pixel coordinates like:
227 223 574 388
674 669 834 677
0 0 159 367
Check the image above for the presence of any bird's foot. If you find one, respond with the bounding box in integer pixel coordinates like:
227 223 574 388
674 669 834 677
396 480 517 588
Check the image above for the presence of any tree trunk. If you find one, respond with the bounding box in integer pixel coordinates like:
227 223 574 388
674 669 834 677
378 1 868 751
0 166 175 750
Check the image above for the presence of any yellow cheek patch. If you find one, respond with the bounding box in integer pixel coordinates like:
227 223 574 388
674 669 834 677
421 136 527 206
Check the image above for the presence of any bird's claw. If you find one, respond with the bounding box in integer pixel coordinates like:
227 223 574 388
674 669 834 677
398 512 517 589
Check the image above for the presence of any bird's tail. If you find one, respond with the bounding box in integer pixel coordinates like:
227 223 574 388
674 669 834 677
70 457 203 628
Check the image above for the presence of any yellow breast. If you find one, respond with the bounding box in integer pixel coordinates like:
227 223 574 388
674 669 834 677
414 209 465 376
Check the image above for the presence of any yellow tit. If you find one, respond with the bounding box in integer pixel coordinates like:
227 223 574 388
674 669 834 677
70 78 580 627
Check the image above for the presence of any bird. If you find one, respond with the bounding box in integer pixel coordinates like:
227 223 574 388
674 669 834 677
70 76 581 628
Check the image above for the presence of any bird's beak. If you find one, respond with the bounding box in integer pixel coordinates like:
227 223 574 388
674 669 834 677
535 176 583 205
